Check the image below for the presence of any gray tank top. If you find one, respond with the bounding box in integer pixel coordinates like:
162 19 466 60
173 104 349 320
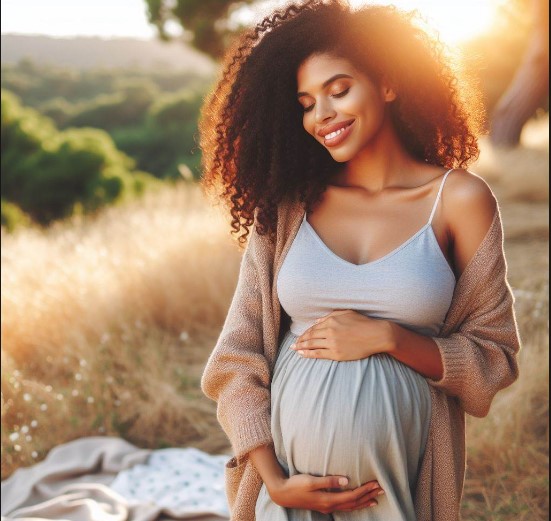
277 169 456 338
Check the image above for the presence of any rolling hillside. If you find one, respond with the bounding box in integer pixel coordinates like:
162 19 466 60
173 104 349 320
1 34 216 74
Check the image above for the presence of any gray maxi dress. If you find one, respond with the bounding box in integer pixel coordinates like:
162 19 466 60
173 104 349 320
255 170 456 521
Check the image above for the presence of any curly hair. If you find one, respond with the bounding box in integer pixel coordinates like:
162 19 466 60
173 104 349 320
198 0 485 245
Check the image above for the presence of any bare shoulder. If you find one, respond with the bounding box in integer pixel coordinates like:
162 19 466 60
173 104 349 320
442 169 498 276
443 169 497 228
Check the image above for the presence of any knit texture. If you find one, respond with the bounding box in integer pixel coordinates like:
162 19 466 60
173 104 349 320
201 194 522 521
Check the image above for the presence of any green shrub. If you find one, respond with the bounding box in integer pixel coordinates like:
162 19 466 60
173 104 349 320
1 90 158 224
1 200 31 232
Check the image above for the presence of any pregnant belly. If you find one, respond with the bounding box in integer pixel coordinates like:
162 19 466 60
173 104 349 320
270 330 432 490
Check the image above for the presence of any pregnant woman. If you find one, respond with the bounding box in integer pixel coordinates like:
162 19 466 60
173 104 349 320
200 2 521 520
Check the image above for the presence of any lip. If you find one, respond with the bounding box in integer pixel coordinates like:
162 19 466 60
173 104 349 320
321 120 355 147
317 118 355 138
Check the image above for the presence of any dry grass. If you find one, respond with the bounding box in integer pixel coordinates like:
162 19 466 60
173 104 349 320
1 117 548 520
1 183 241 472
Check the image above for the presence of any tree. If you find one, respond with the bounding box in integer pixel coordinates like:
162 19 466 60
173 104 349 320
490 0 549 146
144 0 254 58
1 90 154 224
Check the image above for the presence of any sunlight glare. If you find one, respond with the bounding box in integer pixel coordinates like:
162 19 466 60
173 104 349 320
349 0 499 45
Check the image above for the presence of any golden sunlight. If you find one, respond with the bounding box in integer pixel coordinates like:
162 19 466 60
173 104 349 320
349 0 500 45
240 0 501 47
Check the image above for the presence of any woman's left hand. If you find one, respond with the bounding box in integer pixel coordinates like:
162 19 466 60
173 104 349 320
290 310 394 361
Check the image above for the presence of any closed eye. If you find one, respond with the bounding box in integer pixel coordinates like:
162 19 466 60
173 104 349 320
301 88 350 113
332 87 350 98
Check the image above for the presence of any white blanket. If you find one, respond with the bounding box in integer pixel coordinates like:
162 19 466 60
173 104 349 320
1 437 230 521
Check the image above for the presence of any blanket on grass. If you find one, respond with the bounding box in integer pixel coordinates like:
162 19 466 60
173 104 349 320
1 437 230 521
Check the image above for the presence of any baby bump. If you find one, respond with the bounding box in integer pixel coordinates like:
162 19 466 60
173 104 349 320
271 330 432 490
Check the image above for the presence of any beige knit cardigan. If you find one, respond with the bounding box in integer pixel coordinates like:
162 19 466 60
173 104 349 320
201 193 522 521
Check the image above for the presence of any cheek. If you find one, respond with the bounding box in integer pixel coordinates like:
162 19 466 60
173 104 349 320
302 113 316 137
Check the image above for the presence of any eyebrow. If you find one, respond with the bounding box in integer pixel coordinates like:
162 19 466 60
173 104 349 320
297 73 353 98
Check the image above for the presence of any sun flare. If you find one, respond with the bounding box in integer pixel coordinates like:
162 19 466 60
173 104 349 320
349 0 499 45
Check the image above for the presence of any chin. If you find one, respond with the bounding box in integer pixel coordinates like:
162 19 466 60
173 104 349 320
327 148 357 163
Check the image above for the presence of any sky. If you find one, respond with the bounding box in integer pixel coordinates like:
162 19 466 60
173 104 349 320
1 0 500 45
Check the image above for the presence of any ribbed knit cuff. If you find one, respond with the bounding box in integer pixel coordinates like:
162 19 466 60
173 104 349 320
232 411 273 461
427 336 467 397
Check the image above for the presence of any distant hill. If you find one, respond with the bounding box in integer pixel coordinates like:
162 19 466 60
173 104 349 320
1 34 216 74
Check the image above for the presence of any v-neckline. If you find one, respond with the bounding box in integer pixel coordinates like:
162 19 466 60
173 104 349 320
302 211 433 268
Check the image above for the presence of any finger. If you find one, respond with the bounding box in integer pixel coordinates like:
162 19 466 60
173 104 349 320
312 310 347 325
339 498 379 512
293 327 326 345
320 480 382 506
297 348 328 358
309 475 350 491
315 480 381 504
293 338 329 350
334 487 385 511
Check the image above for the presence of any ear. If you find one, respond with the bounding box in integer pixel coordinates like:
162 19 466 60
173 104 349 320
378 77 397 102
382 85 397 102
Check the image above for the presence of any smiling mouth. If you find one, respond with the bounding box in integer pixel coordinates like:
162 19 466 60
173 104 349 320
323 120 355 147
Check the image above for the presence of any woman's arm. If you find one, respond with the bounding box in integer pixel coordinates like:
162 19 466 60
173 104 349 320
421 172 521 417
385 172 499 380
249 444 385 513
201 218 274 460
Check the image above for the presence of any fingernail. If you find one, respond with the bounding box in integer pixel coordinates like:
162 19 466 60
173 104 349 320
290 343 296 349
338 477 348 487
368 500 378 507
297 350 304 356
377 490 385 496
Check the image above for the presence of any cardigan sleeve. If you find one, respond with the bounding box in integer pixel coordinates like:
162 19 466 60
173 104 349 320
200 219 275 461
426 210 522 417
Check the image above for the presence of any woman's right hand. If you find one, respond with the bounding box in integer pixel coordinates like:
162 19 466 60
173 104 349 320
249 444 384 513
268 474 384 513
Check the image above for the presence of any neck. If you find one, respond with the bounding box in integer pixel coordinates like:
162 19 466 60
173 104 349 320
331 117 419 193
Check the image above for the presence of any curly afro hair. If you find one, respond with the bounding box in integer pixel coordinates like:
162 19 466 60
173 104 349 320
199 0 485 245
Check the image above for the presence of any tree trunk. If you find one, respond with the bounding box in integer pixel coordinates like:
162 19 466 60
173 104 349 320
490 0 549 147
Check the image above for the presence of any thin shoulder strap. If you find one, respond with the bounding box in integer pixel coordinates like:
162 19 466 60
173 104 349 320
428 168 454 225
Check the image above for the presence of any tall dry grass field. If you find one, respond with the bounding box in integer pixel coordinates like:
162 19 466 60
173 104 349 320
1 116 549 520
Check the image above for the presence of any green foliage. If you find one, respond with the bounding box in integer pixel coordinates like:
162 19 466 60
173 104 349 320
111 89 203 180
65 80 159 130
1 61 212 109
1 200 31 232
149 89 203 128
145 0 254 58
1 90 157 225
1 62 212 181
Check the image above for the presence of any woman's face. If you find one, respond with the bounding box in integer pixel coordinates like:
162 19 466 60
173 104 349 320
296 53 395 162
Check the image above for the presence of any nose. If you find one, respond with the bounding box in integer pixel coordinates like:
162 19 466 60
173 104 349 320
314 98 336 124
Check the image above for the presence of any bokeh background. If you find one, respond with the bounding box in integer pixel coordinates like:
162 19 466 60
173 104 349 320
1 0 548 519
